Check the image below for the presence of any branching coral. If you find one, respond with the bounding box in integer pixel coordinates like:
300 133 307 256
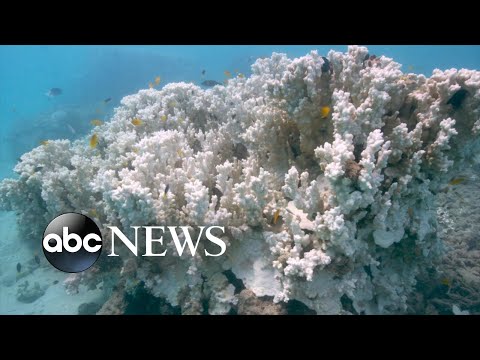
1 46 479 314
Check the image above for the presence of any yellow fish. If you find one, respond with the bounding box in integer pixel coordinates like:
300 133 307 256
149 82 154 89
238 73 245 78
273 209 281 225
440 278 451 287
407 65 414 71
90 134 98 149
320 106 331 119
40 140 49 146
161 115 167 122
88 209 98 218
154 76 161 85
177 149 184 157
131 118 143 126
448 177 466 186
224 70 232 78
408 208 414 217
91 119 103 126
132 147 139 154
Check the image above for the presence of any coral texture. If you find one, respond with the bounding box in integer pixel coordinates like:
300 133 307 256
1 46 479 314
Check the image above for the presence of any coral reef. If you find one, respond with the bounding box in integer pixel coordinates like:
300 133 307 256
411 167 480 314
1 46 480 314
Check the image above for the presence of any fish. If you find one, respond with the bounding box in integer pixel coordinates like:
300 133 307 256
88 209 98 218
149 82 154 89
273 209 281 225
53 280 59 285
201 80 222 87
238 73 245 78
163 184 169 199
177 149 184 157
408 208 414 217
45 88 62 97
447 88 469 110
33 166 44 172
233 143 249 160
40 140 49 146
224 70 232 78
16 263 21 273
321 56 330 73
104 98 112 103
131 118 143 126
407 65 415 71
201 69 206 76
90 134 98 149
154 76 161 85
440 277 451 287
161 115 167 122
34 253 40 265
66 124 76 134
91 119 103 126
448 177 466 186
320 106 331 119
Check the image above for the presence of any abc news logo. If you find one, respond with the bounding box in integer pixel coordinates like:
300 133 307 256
42 213 103 273
42 212 227 273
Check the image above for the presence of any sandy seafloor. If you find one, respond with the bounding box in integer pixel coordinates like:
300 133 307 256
0 211 106 314
0 170 479 315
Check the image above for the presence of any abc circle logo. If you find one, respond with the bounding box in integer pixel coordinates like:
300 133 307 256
42 212 102 273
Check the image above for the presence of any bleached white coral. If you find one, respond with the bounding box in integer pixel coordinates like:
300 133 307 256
2 46 480 314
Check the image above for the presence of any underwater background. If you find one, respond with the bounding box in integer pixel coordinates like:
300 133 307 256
0 45 479 314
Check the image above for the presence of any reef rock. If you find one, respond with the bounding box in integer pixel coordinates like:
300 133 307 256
237 289 287 315
16 281 46 303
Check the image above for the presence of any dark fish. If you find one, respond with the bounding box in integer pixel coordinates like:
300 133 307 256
46 88 62 97
321 56 330 73
201 70 206 76
447 88 469 110
104 97 112 103
363 53 370 62
34 166 44 172
233 143 249 160
212 187 223 211
164 184 170 194
34 254 40 265
16 263 21 273
53 280 59 285
201 80 222 87
232 114 236 119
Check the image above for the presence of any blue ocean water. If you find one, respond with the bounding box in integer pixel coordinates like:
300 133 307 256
1 45 479 180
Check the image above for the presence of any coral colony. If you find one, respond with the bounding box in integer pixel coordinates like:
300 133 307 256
1 46 479 314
